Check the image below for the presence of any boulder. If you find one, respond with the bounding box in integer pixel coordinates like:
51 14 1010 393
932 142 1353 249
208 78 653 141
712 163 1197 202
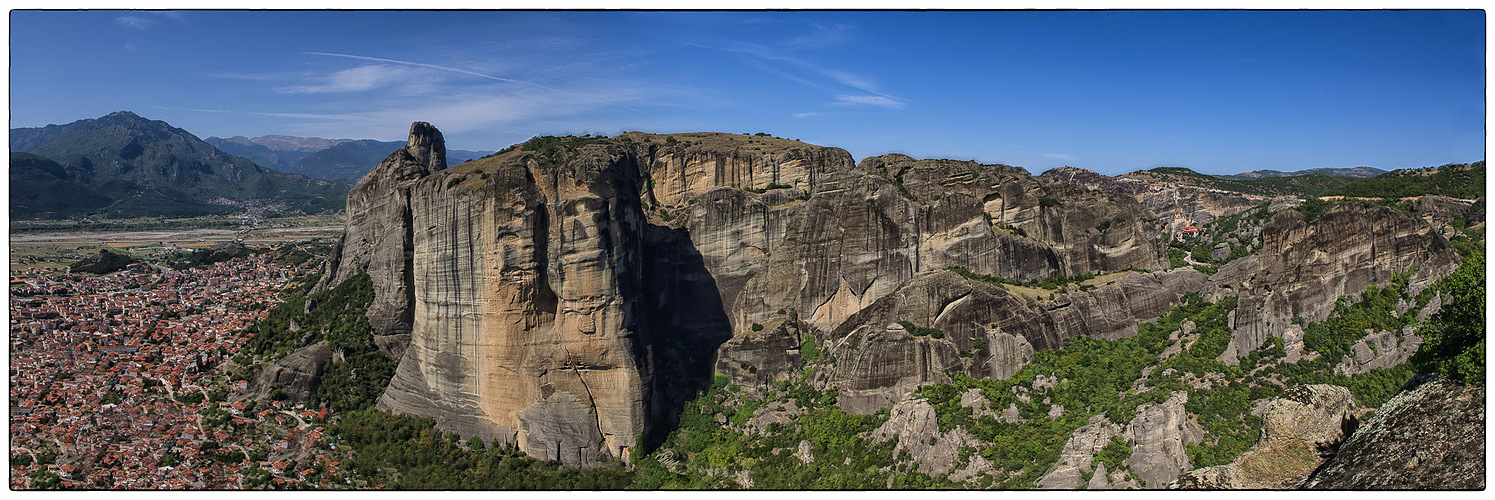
245 343 332 403
1302 379 1485 489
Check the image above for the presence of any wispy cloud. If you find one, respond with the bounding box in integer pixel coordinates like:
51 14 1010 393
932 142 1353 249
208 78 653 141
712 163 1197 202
1043 153 1079 162
116 16 156 30
209 71 305 81
115 11 187 30
717 34 908 111
834 94 906 109
305 52 623 108
781 23 851 48
276 64 435 94
793 112 823 118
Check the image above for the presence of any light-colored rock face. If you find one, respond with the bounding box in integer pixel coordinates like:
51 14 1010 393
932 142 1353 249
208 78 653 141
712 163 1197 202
985 329 1034 380
1337 328 1421 375
1171 384 1362 490
1037 416 1123 489
870 399 976 475
1123 392 1201 488
360 132 652 465
316 122 449 357
1259 385 1359 446
641 144 852 208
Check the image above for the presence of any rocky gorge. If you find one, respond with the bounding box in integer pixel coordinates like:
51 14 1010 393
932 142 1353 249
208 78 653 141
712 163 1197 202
275 122 1480 488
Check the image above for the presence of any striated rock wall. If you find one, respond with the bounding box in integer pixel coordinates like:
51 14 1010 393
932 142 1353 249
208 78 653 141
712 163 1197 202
1123 392 1202 488
818 268 1209 413
1219 202 1459 362
316 122 448 358
376 142 655 465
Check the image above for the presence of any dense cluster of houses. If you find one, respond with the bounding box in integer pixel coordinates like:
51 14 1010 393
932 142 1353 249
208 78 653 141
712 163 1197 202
10 253 342 489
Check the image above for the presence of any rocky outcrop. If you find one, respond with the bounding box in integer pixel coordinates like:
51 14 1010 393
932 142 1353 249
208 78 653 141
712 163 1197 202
820 268 1209 412
311 122 1467 470
1037 415 1123 489
245 343 332 403
1302 378 1486 490
316 122 448 358
1217 202 1459 363
1171 384 1361 489
870 398 978 475
1336 328 1422 375
715 319 806 393
1124 392 1202 488
321 128 862 465
985 329 1034 380
1137 186 1261 229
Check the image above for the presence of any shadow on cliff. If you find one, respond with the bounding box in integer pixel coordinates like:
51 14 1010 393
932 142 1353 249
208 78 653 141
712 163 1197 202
635 224 734 454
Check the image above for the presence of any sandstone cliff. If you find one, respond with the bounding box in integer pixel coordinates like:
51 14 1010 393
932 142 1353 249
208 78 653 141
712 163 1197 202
1171 385 1362 489
316 122 448 358
1217 202 1459 363
311 123 1470 472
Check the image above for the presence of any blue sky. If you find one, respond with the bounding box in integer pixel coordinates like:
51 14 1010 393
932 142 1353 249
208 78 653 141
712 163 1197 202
9 10 1485 175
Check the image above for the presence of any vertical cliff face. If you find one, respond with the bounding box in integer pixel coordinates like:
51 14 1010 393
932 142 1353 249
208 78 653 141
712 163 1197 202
371 142 654 464
316 122 447 358
1218 202 1458 361
315 124 1466 469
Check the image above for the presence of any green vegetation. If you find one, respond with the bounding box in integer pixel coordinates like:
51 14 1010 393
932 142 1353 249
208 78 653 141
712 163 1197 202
897 321 945 339
1168 248 1188 268
1413 253 1485 384
946 266 1097 292
1301 274 1411 361
744 182 794 194
629 373 900 489
1295 196 1333 223
12 112 348 219
1329 161 1485 199
1095 436 1132 473
165 243 253 269
245 273 398 413
516 135 614 159
800 338 823 363
266 241 334 267
331 409 635 489
68 249 139 274
1144 167 1357 197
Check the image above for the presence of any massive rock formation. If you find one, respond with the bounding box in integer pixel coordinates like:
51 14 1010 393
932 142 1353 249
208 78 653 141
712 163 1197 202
317 122 449 358
1037 415 1124 489
1216 202 1459 363
1171 385 1362 489
1123 392 1203 488
1301 378 1486 490
310 123 1468 468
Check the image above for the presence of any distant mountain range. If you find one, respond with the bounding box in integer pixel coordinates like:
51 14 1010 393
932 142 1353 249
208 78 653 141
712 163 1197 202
9 111 350 219
1220 166 1387 180
206 135 492 181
